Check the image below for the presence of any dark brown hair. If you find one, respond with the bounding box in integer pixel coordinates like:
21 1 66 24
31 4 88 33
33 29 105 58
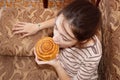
57 0 101 43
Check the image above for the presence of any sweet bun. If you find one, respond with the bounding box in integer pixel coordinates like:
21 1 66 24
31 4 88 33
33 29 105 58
35 37 59 61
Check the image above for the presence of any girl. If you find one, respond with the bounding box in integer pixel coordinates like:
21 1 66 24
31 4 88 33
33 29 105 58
13 0 102 80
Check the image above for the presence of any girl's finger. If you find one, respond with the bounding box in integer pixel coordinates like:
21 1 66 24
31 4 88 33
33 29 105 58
33 48 37 57
13 30 25 35
21 33 29 38
56 54 59 60
12 27 23 31
17 22 26 25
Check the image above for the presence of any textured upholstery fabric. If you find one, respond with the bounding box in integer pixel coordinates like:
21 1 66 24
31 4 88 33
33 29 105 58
0 6 55 56
99 0 120 80
2 0 118 80
0 55 57 80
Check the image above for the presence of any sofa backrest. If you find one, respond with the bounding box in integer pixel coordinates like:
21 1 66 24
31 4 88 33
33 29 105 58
99 0 120 80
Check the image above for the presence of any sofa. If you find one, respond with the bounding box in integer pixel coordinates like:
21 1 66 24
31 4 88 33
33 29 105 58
2 0 119 80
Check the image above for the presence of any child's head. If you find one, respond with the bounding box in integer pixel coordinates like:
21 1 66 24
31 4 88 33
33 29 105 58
53 0 101 48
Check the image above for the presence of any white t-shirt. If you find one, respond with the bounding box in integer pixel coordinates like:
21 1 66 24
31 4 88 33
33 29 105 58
58 36 102 80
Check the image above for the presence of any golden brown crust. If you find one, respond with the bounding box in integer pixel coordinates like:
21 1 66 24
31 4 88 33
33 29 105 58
35 37 59 61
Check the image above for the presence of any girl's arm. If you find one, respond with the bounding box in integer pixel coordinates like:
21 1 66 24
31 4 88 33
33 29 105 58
37 18 55 30
12 18 55 38
53 61 71 80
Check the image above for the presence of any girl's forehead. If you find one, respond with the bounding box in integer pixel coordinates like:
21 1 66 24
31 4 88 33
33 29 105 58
56 14 70 29
56 14 65 25
55 14 76 40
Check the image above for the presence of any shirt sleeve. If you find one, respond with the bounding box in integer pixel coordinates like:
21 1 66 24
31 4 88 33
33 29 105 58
72 56 101 80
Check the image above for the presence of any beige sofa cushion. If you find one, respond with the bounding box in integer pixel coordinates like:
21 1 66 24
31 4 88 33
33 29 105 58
0 6 56 56
0 55 58 80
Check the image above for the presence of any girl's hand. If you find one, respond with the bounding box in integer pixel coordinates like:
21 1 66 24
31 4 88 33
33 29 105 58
35 57 58 67
34 49 59 67
12 22 40 38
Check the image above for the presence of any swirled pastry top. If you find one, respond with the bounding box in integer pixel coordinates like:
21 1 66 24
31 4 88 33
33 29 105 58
35 37 59 61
